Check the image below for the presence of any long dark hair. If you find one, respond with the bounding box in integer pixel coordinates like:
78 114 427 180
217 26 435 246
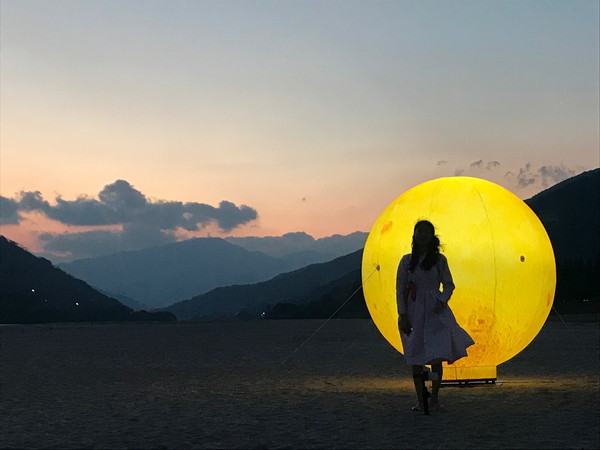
408 220 441 272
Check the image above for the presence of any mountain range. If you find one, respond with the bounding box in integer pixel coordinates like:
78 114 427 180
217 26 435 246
58 232 368 309
224 231 367 258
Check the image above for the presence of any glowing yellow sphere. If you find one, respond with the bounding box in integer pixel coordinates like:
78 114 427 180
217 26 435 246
361 177 556 380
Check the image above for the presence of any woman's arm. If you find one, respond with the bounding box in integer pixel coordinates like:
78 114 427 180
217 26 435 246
436 254 455 303
396 255 410 315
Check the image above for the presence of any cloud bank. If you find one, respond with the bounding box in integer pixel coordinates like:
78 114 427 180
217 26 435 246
504 163 580 189
451 161 583 192
1 180 258 259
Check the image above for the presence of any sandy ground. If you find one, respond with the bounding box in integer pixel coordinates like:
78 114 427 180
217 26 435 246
1 316 598 449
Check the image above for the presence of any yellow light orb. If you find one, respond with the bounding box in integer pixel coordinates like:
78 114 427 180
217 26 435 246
361 177 556 380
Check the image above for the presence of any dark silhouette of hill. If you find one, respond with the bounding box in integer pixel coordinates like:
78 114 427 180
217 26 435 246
525 168 600 314
0 236 176 323
263 269 368 319
59 233 367 309
163 250 363 320
525 168 599 262
164 169 599 320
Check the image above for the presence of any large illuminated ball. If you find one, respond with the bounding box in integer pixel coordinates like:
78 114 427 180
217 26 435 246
361 177 556 380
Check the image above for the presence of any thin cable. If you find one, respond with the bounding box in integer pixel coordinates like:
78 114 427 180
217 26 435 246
279 265 380 366
551 306 597 360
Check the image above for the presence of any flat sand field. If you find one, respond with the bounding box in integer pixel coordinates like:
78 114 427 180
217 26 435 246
1 316 598 449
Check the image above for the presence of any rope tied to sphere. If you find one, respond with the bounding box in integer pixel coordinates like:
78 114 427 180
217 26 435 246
278 264 380 366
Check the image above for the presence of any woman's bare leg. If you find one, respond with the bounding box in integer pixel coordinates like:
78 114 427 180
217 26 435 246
411 365 424 409
430 363 443 408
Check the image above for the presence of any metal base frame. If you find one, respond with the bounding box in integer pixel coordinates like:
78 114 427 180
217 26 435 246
441 378 498 387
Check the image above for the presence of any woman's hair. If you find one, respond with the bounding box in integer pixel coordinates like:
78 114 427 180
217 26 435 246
409 220 441 272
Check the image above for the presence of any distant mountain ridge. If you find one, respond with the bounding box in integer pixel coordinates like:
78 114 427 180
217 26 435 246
58 233 367 309
224 231 367 258
59 238 286 308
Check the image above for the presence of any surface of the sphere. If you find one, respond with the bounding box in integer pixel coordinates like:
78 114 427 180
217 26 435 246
361 177 556 371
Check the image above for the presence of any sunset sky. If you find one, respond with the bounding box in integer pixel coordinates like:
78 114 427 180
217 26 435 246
1 0 599 261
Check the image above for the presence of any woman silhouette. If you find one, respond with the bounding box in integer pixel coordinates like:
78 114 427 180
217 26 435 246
397 220 474 411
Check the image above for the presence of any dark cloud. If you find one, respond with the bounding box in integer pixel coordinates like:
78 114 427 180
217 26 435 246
49 197 123 225
39 225 177 259
213 200 258 232
7 180 258 260
454 159 498 175
515 163 537 187
0 196 21 224
539 165 577 187
446 160 584 193
17 180 146 225
467 159 500 171
39 230 127 257
98 179 147 210
504 163 578 189
17 191 50 212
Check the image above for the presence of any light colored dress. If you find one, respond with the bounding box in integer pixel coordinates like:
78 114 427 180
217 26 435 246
396 253 474 366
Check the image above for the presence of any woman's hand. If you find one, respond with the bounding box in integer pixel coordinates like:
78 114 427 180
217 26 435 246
399 314 412 335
